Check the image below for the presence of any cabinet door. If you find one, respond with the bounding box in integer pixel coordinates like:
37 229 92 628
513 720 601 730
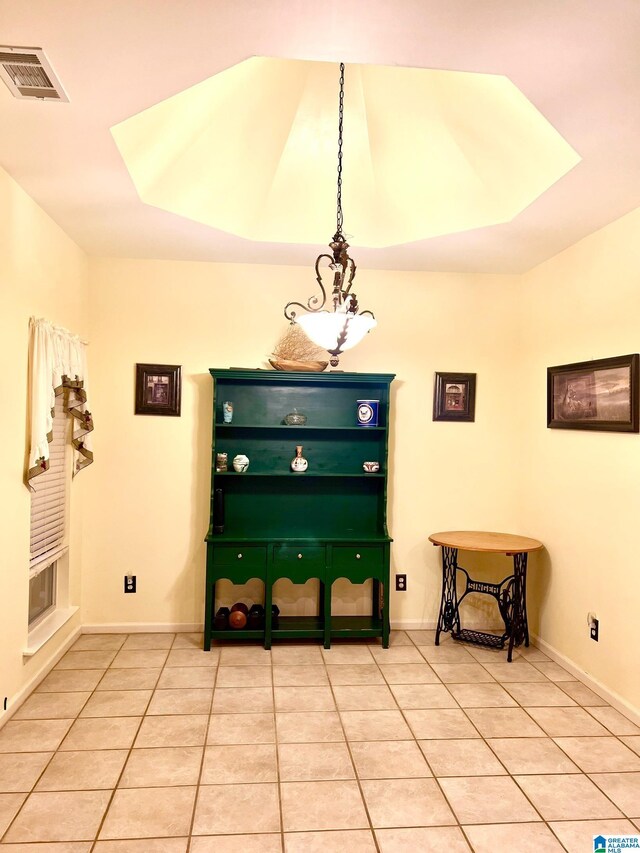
331 545 385 583
212 546 267 582
272 545 326 583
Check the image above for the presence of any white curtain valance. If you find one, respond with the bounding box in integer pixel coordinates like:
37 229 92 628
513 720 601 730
26 317 94 484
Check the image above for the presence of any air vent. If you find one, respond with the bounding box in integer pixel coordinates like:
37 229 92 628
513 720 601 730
0 46 68 101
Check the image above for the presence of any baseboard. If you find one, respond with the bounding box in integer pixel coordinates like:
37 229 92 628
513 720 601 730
82 622 204 634
0 625 82 732
391 620 503 631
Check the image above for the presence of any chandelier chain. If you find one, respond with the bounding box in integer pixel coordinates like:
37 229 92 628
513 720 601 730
335 61 345 239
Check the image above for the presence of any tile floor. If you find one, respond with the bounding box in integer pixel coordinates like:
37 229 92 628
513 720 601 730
0 630 639 851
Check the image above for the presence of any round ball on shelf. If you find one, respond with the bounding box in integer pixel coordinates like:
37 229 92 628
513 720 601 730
229 610 247 629
230 602 249 615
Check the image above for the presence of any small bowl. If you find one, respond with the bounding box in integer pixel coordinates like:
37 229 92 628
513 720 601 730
284 410 307 426
363 461 380 473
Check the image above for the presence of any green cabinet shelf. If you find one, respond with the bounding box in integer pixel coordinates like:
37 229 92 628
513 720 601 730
204 368 394 650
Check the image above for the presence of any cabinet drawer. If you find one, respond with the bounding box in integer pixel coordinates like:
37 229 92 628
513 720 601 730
332 546 384 573
212 546 267 570
273 545 326 572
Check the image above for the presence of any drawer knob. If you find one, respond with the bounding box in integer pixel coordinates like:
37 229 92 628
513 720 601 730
356 553 361 559
297 553 303 559
237 553 243 559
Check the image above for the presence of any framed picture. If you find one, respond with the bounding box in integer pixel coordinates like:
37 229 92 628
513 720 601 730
547 354 639 432
135 363 181 416
433 372 476 422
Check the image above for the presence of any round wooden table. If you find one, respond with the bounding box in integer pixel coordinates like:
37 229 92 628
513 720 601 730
429 531 544 662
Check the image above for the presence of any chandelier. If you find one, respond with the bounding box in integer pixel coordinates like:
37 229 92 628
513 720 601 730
284 62 376 367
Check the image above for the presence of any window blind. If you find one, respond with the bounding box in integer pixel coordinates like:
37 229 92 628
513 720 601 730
30 394 67 569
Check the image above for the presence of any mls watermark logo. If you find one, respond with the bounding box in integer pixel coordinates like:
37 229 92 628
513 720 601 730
595 834 640 852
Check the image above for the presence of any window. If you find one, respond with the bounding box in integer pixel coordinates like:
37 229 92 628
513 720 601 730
29 392 67 627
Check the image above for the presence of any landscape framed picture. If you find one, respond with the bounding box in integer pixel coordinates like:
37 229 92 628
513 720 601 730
135 363 181 416
433 372 476 422
547 354 639 432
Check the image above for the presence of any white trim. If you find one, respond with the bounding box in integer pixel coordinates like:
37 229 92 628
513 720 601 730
29 545 68 577
391 619 503 631
81 622 203 634
24 606 79 657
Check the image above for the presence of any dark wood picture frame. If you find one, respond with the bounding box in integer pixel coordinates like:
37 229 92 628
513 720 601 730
433 372 476 422
547 353 639 432
135 363 181 417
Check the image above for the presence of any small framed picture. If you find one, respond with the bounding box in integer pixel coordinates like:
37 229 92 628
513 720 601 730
135 363 181 416
433 372 476 422
547 354 639 432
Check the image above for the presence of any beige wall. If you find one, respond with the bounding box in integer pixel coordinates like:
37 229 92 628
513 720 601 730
519 206 640 711
83 258 521 629
0 166 88 712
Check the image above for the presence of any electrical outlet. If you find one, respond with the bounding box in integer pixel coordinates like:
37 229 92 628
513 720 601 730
590 618 599 642
395 574 407 591
124 575 136 594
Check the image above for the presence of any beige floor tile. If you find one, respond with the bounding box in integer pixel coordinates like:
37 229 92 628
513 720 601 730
418 644 476 663
481 661 549 683
218 646 270 666
70 635 126 652
361 777 456 827
487 737 579 774
463 822 564 852
374 630 412 646
215 665 272 687
0 752 53 792
405 630 440 645
587 706 640 735
146 688 212 715
121 633 175 650
378 663 440 684
35 748 127 791
278 741 355 781
110 649 169 669
467 647 516 664
212 687 274 714
4 790 111 842
376 826 471 852
284 829 375 852
368 646 425 665
590 772 640 817
94 841 188 853
273 665 329 686
526 706 610 737
440 775 540 823
271 645 324 665
504 681 577 706
340 709 412 741
419 738 507 776
350 740 431 779
404 708 479 739
555 736 640 772
0 792 27 835
207 713 275 745
447 683 516 708
201 743 277 783
274 686 336 712
281 780 367 831
134 714 208 748
172 632 204 650
97 668 162 691
516 646 550 662
559 681 608 706
466 708 546 738
37 670 103 693
156 667 216 689
389 684 458 709
100 786 196 838
60 717 141 751
193 783 280 834
14 692 91 720
514 773 623 820
166 648 220 668
120 746 204 787
0 719 73 752
1 843 93 852
79 690 152 717
332 685 396 711
430 663 495 683
622 736 640 756
55 651 116 670
326 665 385 685
190 835 280 853
532 661 577 681
549 819 640 853
321 645 375 665
276 711 344 743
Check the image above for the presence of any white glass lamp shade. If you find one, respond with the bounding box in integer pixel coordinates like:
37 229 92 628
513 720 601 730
297 311 377 355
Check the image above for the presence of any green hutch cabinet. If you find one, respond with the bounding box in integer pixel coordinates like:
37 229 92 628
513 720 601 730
204 368 394 650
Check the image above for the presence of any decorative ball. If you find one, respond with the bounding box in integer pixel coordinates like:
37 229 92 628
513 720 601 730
229 610 247 629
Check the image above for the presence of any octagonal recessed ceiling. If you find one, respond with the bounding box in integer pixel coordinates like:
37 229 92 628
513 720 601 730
111 57 581 248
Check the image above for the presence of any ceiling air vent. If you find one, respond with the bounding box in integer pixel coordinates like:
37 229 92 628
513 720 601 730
0 46 68 101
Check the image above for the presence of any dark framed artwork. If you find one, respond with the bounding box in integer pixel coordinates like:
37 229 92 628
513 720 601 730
547 353 639 432
135 363 181 416
433 372 476 422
